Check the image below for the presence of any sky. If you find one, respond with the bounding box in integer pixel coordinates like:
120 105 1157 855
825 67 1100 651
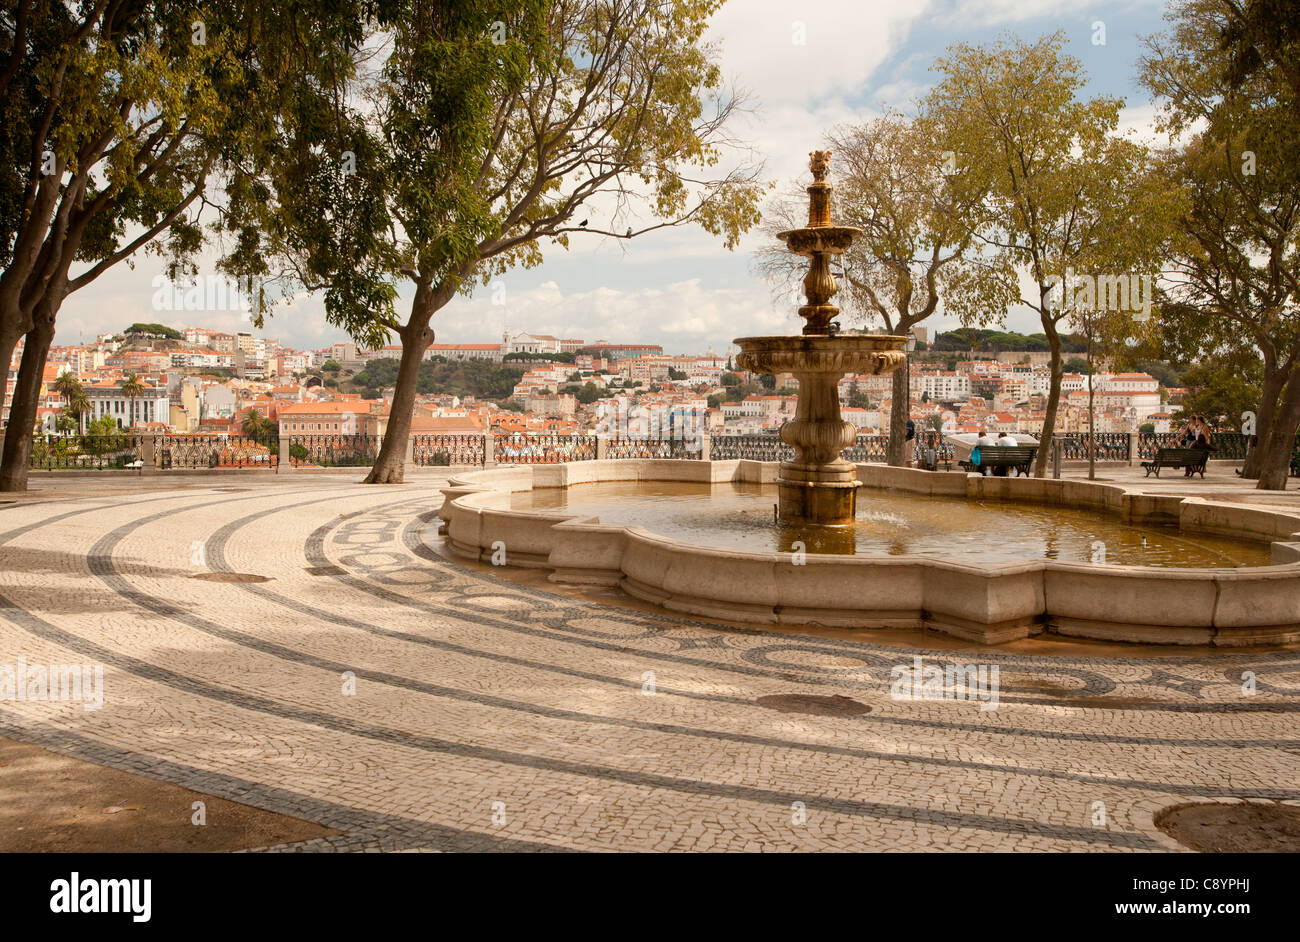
54 0 1173 356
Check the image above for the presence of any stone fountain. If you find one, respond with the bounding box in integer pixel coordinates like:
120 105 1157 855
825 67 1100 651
735 151 907 526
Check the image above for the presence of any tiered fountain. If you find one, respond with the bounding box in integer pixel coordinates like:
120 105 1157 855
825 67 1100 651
735 151 908 526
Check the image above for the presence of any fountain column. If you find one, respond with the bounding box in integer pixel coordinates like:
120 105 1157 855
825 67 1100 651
734 150 907 526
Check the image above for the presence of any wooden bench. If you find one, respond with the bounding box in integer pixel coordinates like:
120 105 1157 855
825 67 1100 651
1141 447 1207 478
959 445 1037 476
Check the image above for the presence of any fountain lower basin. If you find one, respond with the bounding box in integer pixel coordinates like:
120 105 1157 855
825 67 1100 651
439 459 1300 646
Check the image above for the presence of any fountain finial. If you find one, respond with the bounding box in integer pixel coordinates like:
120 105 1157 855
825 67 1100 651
809 150 832 182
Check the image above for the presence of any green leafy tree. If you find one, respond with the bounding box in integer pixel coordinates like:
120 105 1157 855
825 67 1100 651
241 408 276 445
124 323 183 340
0 1 367 491
119 373 146 427
82 414 129 456
53 372 89 431
1180 354 1264 429
1064 357 1090 374
927 32 1181 476
243 0 765 483
1142 0 1300 487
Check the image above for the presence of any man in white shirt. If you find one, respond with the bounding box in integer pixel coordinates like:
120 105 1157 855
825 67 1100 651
992 431 1016 475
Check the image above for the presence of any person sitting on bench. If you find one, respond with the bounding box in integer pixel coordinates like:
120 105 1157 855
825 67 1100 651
1187 429 1216 477
992 431 1016 476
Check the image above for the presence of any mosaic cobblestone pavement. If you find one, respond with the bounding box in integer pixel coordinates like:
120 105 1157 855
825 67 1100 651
2 476 1299 852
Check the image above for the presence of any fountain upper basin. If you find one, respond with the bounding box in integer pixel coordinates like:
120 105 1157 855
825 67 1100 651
776 225 861 255
734 334 908 375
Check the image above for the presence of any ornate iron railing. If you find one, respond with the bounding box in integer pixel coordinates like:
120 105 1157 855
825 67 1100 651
158 433 277 469
604 437 702 459
911 431 955 463
412 433 486 467
27 428 1284 473
711 434 794 463
493 432 596 464
843 435 889 463
289 433 377 467
27 433 144 470
1061 431 1131 461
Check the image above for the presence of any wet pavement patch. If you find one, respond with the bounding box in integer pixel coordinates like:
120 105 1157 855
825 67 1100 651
756 694 871 717
1155 801 1300 852
191 572 273 583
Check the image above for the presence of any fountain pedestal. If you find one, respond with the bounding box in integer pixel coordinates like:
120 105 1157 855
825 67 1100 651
735 335 905 525
734 149 907 527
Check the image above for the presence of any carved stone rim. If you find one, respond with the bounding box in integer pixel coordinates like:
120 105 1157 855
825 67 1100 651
734 334 909 349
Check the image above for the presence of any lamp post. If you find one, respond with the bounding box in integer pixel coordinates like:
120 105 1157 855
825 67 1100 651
904 334 917 466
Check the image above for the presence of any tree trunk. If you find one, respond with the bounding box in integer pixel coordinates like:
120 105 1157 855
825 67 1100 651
1242 362 1286 479
1033 319 1063 478
886 357 910 466
363 283 437 484
1255 373 1300 490
0 307 55 492
0 325 23 423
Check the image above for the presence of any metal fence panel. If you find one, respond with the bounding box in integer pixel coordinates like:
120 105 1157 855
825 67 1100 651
289 434 377 467
27 433 144 470
412 433 486 467
493 432 596 464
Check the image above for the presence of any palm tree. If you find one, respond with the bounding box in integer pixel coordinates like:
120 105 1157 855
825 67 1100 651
119 373 145 428
241 408 275 445
53 373 91 433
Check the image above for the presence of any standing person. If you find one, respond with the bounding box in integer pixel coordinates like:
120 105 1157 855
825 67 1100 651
905 418 916 468
974 429 993 476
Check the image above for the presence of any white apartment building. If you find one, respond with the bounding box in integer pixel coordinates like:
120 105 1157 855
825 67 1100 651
921 371 972 401
427 343 504 362
1099 372 1161 416
721 399 762 418
503 332 585 355
84 382 171 428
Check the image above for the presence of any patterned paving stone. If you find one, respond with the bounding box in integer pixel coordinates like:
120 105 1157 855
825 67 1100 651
0 474 1297 852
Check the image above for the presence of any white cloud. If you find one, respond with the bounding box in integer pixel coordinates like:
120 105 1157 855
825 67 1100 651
434 276 792 355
